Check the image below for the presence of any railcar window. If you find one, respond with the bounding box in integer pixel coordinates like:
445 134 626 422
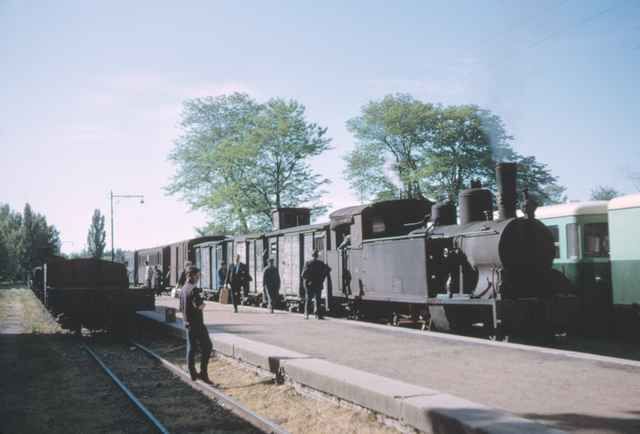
583 223 609 257
548 225 560 258
566 223 579 259
371 216 386 234
313 236 325 252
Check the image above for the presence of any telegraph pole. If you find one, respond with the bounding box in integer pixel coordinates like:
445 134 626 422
110 191 114 261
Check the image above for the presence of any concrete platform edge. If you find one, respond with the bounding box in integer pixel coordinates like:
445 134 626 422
137 309 564 434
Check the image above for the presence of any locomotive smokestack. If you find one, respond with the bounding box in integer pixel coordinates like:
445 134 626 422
496 162 517 220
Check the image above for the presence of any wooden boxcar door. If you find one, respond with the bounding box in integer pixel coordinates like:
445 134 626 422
281 233 301 300
303 233 314 301
213 243 225 289
194 247 202 287
254 238 265 300
235 240 246 264
173 246 179 286
202 247 211 289
248 240 256 295
313 233 330 308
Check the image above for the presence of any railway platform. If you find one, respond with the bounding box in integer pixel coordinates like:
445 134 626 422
138 296 640 434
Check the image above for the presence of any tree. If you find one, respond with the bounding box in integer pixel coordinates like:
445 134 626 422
20 203 60 275
418 105 502 201
20 203 35 273
345 94 437 200
168 93 331 232
590 185 620 201
540 184 568 205
513 156 567 205
0 203 60 280
0 205 23 280
86 209 106 259
344 95 566 206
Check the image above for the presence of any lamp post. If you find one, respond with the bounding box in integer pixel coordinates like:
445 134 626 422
110 191 144 262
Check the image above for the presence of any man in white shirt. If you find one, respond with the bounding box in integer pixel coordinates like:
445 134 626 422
144 260 153 289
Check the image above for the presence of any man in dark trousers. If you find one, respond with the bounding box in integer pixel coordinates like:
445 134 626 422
180 266 214 384
225 254 251 313
262 257 281 313
217 261 227 293
301 250 328 319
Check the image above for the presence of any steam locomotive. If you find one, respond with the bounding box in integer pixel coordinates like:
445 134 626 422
135 163 574 336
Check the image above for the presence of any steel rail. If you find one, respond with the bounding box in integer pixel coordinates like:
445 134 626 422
83 344 170 434
130 340 290 434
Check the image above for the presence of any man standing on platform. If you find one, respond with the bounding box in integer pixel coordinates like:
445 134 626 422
263 257 281 313
301 250 328 319
144 260 153 289
225 254 251 313
180 265 214 384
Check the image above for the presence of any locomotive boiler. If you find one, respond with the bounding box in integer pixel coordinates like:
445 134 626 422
424 163 570 335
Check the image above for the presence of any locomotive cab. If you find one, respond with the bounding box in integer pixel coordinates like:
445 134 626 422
328 199 433 319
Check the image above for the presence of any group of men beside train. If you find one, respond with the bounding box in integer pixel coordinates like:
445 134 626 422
178 250 330 384
143 261 166 293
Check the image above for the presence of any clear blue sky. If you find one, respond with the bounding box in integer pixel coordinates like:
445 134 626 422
1 0 639 253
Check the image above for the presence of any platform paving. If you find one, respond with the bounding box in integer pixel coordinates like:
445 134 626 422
145 296 640 434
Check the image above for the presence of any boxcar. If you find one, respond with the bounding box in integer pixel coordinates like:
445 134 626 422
536 201 612 333
608 193 640 337
266 222 331 310
193 237 229 299
167 236 225 287
217 233 264 303
134 245 170 286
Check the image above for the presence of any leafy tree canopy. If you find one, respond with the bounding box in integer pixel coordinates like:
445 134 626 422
86 209 106 259
168 93 331 233
344 94 566 206
590 185 621 201
0 203 60 281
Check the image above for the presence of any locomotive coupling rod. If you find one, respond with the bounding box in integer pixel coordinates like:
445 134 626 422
130 340 290 434
83 344 170 434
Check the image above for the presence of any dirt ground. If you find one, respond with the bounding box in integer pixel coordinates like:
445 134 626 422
139 334 406 434
90 337 262 434
1 288 409 434
0 288 156 434
1 288 261 434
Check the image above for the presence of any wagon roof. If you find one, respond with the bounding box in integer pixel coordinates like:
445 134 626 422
267 222 329 236
192 235 231 247
329 199 431 228
535 201 609 219
608 193 640 211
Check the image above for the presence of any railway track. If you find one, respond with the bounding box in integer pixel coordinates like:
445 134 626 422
130 340 289 434
83 344 170 434
84 338 287 434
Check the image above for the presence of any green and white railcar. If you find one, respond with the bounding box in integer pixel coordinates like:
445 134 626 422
607 193 640 335
536 201 611 332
